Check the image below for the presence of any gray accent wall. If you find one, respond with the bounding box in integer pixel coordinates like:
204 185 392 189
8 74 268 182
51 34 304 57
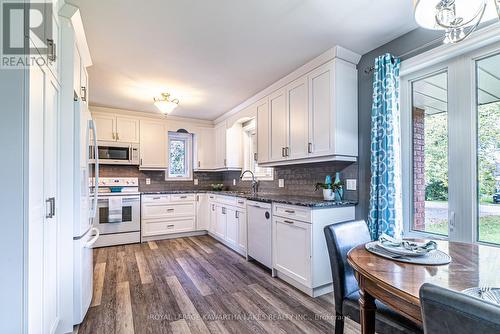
356 28 443 221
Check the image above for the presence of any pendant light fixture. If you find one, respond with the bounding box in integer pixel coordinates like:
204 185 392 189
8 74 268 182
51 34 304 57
153 93 179 114
414 0 500 44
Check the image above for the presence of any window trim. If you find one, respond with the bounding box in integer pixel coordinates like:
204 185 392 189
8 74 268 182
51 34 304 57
166 131 193 181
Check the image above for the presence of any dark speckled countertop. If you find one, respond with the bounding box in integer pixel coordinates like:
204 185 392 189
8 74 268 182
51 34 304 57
141 190 357 208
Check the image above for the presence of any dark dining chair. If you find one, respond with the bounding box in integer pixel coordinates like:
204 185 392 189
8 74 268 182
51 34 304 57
324 220 422 334
420 283 500 334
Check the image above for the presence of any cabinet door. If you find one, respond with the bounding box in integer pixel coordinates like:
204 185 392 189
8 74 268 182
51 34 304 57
256 98 270 164
139 120 167 169
209 203 217 233
286 76 309 160
47 9 60 80
273 217 311 287
308 62 334 157
225 124 242 168
73 44 81 98
215 205 226 239
214 124 227 168
81 66 88 104
237 210 247 252
196 127 215 170
196 194 209 230
116 116 139 143
225 207 238 247
93 113 116 141
269 89 287 161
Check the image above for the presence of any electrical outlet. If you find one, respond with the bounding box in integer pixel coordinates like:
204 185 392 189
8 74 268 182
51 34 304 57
145 178 151 185
278 179 285 188
193 179 199 185
232 179 236 186
346 179 357 191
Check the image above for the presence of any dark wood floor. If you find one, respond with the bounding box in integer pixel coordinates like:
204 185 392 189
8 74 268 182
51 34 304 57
77 235 360 334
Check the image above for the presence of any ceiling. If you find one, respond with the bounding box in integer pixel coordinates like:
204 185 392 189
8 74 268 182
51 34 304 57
413 53 500 115
69 0 417 120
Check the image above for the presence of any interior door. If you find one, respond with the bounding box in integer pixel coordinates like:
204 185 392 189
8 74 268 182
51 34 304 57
269 88 287 161
286 76 309 159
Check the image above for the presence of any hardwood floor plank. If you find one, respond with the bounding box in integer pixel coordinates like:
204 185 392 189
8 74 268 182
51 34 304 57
171 319 191 334
148 241 158 250
116 281 135 334
91 262 106 307
176 257 213 296
188 236 213 254
117 251 128 283
165 275 211 334
135 250 153 284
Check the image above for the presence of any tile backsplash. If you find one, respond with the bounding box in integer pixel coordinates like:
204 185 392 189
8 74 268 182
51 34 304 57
100 161 358 201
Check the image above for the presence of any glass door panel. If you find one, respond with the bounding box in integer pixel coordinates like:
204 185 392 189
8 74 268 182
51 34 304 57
411 71 449 236
476 53 500 246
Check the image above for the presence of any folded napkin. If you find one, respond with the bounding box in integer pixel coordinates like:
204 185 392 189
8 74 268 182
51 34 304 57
379 234 437 254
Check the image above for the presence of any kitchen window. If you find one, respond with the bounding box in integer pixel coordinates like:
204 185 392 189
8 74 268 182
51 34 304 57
401 39 500 246
166 131 193 180
242 120 273 180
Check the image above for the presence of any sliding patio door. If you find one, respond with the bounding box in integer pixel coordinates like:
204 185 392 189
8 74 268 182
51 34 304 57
401 43 500 246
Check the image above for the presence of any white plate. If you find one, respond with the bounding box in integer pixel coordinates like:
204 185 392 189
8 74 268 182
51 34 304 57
377 241 428 257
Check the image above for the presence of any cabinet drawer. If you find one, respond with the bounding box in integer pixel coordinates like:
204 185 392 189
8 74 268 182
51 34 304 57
142 217 195 236
171 194 196 202
142 195 170 204
273 204 311 223
142 203 196 219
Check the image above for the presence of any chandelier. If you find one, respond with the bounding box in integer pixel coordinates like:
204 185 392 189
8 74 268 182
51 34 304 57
414 0 500 44
153 93 179 114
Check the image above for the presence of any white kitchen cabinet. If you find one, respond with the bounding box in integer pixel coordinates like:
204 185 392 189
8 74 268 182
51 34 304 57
269 88 287 162
273 217 312 287
116 116 139 143
256 98 270 164
209 200 217 233
139 120 167 170
215 205 227 239
73 44 81 97
272 204 355 297
214 123 227 169
195 127 215 170
92 113 139 143
286 76 309 160
196 194 209 231
93 113 115 141
237 209 247 252
225 207 238 247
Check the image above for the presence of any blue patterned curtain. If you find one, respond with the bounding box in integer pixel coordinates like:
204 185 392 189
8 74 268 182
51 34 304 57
368 54 402 240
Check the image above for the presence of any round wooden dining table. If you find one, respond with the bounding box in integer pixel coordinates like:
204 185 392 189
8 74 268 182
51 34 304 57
347 240 500 334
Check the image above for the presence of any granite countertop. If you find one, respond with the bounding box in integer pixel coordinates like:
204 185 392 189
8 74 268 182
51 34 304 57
140 190 357 208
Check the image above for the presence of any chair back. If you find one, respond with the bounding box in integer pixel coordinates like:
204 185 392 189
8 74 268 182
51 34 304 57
420 283 500 334
324 220 372 313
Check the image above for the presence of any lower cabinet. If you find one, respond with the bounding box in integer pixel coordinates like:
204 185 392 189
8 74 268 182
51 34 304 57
214 205 227 239
196 194 209 230
272 204 355 297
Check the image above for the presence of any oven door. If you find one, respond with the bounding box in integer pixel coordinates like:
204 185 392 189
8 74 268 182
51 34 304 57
95 195 140 234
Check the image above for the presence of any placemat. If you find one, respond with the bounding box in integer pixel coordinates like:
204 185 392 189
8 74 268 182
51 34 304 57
365 241 451 265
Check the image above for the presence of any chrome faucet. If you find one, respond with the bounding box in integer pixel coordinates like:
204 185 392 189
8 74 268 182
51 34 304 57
240 170 259 195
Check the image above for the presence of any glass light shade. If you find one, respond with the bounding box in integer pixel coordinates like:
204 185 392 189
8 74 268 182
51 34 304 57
154 100 178 114
414 0 488 30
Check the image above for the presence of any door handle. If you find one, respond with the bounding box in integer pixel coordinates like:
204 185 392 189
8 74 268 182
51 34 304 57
45 197 55 218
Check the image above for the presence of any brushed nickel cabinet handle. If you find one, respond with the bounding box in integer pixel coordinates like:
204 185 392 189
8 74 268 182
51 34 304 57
198 161 201 168
308 142 313 154
116 132 120 140
283 220 294 224
167 208 175 212
286 147 290 157
284 209 295 214
47 39 56 62
81 86 87 102
281 147 285 157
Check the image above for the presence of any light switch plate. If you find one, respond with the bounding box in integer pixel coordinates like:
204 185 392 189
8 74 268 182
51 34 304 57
232 179 236 186
346 179 357 191
145 178 151 185
194 179 199 185
278 179 285 188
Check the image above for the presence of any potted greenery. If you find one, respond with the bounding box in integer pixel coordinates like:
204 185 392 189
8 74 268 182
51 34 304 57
315 181 344 201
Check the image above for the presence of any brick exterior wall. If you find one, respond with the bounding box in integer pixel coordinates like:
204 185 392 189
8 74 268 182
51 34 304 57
100 161 359 201
413 108 426 230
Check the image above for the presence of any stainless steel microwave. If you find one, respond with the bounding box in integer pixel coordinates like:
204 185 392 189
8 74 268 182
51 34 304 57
91 141 140 165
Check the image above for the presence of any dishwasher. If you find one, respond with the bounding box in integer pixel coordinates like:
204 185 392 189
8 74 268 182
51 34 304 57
247 200 272 269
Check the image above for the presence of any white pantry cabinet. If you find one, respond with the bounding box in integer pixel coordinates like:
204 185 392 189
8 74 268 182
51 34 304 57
272 203 355 297
139 119 167 170
92 112 139 143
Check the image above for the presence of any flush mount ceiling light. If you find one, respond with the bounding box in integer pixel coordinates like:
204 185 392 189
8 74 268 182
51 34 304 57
153 93 179 114
414 0 500 44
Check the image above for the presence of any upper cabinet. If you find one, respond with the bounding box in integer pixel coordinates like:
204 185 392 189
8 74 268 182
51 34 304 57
194 127 215 170
92 112 139 143
139 120 167 170
259 58 358 166
256 98 270 164
213 122 242 170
